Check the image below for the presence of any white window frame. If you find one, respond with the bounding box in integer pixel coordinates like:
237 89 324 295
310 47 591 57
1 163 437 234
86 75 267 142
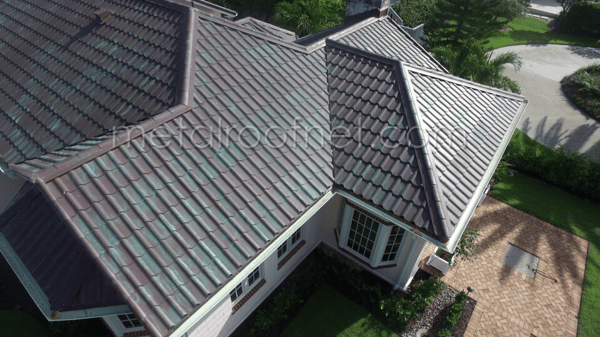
276 227 303 262
103 314 146 336
338 204 406 268
229 265 263 304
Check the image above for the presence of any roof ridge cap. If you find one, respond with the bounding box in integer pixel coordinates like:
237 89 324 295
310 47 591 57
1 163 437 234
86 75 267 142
197 12 311 53
11 104 192 182
404 64 526 100
394 62 453 241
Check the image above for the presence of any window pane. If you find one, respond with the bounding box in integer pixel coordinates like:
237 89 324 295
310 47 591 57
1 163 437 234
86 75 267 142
230 283 243 302
346 210 381 260
381 226 405 262
291 228 301 245
277 242 287 258
123 321 133 328
248 267 261 287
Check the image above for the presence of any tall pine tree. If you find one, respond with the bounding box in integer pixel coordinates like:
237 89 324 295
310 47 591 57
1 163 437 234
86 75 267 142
426 0 525 47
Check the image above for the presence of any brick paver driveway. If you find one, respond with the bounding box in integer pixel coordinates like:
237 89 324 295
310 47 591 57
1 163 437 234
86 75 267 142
419 197 589 337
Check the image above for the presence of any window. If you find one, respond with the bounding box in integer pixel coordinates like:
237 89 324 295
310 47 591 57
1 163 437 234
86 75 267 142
230 265 263 303
291 228 301 245
382 226 404 262
338 204 406 268
247 267 261 287
230 283 243 302
277 227 303 261
277 242 288 259
118 314 142 329
347 210 380 259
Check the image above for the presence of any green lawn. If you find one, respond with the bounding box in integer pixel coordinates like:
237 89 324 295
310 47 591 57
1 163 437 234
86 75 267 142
486 17 600 49
281 285 396 337
0 310 50 337
491 173 600 336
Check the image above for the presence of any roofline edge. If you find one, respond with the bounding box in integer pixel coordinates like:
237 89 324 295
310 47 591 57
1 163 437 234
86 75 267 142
168 190 336 337
444 99 529 252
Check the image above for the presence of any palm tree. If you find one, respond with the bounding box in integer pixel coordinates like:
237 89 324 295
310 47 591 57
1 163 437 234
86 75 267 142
432 39 522 93
272 0 345 37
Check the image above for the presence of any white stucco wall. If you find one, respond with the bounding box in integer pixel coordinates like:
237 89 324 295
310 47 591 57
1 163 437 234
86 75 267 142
0 173 25 214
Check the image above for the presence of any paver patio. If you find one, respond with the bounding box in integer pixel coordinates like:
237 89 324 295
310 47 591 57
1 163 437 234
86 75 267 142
419 197 589 337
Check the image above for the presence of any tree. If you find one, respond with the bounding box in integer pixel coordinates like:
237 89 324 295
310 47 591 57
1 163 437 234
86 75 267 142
272 0 345 36
426 0 526 47
557 0 581 12
431 38 522 93
391 0 437 28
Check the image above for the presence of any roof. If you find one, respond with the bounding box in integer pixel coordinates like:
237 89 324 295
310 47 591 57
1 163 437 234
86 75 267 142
0 0 190 166
1 6 527 337
0 183 124 311
326 40 526 240
235 17 297 42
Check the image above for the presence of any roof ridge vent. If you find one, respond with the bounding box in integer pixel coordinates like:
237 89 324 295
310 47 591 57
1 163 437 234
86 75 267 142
94 8 114 24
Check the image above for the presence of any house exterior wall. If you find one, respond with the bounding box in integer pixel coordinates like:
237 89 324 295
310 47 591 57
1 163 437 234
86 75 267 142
185 196 342 337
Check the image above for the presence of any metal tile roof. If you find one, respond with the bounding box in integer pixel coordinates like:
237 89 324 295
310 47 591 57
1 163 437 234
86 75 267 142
235 17 297 42
3 8 526 336
0 184 124 311
326 40 526 240
41 14 333 336
0 0 189 165
338 18 447 73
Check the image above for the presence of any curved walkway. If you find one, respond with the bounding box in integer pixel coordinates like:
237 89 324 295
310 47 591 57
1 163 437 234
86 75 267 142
494 44 600 157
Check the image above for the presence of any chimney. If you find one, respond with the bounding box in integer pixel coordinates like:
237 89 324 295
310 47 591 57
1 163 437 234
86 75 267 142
345 0 396 18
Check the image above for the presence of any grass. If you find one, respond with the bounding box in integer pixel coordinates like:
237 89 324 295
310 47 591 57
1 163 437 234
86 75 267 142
486 17 600 49
0 310 50 337
281 285 396 337
562 63 600 120
491 173 600 336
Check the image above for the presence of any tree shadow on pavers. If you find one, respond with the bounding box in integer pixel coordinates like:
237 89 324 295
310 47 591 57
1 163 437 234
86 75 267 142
521 116 600 157
566 45 600 60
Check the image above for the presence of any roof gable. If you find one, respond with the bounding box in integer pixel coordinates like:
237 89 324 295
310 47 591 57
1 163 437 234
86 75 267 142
0 0 190 165
326 40 451 239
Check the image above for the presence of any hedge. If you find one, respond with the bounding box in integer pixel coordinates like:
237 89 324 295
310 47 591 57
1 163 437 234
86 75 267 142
555 2 600 38
501 129 600 203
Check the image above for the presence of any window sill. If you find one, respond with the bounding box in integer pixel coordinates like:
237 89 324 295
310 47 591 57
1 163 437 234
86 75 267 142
277 240 306 270
232 279 266 314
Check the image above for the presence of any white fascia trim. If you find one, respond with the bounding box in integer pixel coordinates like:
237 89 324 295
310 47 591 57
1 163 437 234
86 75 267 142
336 190 445 248
0 232 131 321
172 190 335 337
443 100 529 253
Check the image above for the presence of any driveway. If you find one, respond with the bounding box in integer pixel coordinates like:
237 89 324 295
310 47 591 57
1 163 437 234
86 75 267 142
494 44 600 157
419 197 589 337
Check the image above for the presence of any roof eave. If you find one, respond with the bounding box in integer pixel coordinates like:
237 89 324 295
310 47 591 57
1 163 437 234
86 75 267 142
443 99 529 253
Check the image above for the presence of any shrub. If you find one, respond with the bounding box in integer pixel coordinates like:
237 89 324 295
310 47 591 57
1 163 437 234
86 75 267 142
391 0 437 28
555 2 600 38
502 129 600 203
562 63 600 119
437 291 467 337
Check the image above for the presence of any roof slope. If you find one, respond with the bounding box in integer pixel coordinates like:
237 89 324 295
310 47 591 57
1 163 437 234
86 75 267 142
0 184 124 311
338 18 447 73
0 0 189 165
407 68 525 229
326 40 526 240
42 14 333 336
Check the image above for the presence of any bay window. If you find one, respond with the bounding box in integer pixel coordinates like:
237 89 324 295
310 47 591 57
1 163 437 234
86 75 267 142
338 203 406 268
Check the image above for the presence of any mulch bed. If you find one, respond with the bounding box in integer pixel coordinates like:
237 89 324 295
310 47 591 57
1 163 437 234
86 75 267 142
402 272 477 337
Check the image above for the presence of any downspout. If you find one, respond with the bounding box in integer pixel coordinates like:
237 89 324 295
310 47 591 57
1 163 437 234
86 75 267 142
393 233 419 291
